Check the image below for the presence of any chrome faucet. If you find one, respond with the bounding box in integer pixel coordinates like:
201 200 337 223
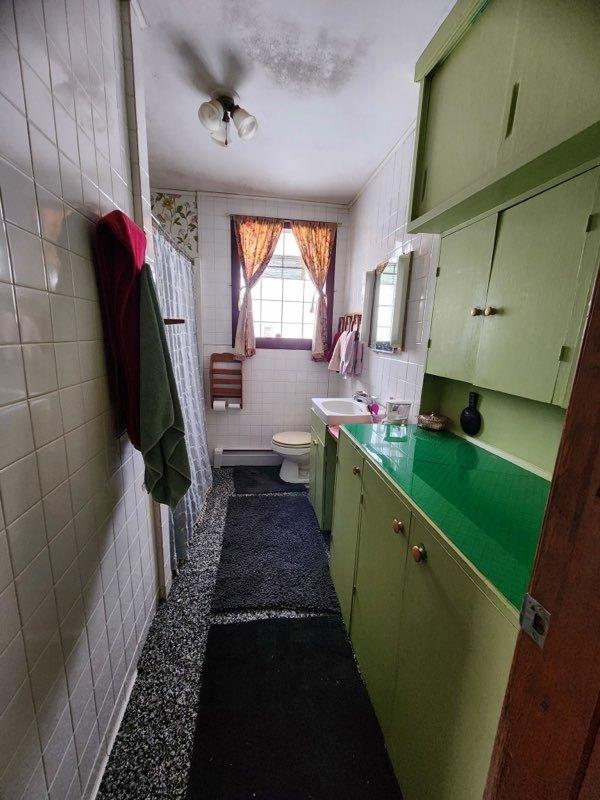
353 390 376 405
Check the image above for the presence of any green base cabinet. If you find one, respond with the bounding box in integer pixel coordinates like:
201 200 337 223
349 462 411 736
329 428 522 799
388 515 518 799
308 411 337 531
329 432 363 628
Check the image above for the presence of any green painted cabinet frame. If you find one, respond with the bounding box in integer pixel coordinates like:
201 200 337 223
409 0 600 234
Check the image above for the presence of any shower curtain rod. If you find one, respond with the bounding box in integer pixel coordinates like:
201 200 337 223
151 214 195 263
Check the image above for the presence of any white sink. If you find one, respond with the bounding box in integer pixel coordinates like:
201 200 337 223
311 397 373 425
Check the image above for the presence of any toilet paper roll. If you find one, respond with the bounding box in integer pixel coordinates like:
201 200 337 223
227 401 241 410
212 399 227 411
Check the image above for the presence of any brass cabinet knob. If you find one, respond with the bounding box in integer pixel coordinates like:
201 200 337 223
352 465 360 476
312 439 318 446
412 544 427 563
392 518 404 534
470 307 482 316
484 305 497 316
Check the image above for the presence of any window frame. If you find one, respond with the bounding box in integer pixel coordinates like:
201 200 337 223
230 218 336 351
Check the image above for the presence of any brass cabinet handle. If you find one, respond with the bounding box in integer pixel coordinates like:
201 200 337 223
392 518 404 534
470 307 482 316
352 465 360 476
412 543 427 563
484 305 497 316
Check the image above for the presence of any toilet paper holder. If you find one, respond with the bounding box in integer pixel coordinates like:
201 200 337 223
210 353 243 410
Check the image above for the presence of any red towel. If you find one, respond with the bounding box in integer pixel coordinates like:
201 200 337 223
94 211 146 449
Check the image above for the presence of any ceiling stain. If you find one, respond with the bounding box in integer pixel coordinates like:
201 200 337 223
222 0 368 92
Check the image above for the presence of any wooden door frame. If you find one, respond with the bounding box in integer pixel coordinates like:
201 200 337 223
484 262 600 799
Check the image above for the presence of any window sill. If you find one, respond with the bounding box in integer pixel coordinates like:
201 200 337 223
255 337 312 351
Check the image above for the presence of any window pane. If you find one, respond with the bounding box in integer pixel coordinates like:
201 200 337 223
283 229 301 257
302 323 314 339
303 281 317 302
283 279 304 301
282 322 303 338
261 277 282 300
250 284 261 301
261 299 282 322
303 303 315 325
284 302 304 323
261 322 282 338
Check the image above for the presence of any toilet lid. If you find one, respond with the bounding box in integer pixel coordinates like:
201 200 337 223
273 431 311 447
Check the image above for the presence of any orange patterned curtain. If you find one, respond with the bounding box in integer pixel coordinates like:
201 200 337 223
290 221 337 361
233 215 284 360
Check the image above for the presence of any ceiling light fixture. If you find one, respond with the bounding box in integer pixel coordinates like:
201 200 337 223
198 90 258 147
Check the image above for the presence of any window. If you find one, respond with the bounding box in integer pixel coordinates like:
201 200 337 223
231 221 335 350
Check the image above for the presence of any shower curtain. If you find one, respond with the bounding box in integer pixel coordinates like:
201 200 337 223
151 225 212 569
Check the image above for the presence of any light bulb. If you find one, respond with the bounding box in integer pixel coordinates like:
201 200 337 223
210 123 229 147
198 99 224 132
232 106 258 140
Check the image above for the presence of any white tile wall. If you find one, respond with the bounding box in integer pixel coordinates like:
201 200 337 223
0 2 159 799
196 192 350 457
339 124 440 420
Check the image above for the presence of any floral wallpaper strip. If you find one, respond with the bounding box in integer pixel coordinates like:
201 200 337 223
151 191 198 257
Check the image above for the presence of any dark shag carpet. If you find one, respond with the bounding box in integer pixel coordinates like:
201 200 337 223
186 616 402 800
211 494 339 614
233 464 307 494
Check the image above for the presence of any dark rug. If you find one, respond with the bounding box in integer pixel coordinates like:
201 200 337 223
233 465 307 494
186 617 402 800
211 494 339 613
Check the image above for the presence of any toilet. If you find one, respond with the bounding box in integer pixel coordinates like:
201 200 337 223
272 431 311 483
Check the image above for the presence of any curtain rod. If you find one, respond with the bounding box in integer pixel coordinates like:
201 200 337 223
151 214 195 262
227 213 342 227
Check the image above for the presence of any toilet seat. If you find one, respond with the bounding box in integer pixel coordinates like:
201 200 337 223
272 431 311 448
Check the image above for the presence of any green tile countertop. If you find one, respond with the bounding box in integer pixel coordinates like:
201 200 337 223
343 423 551 610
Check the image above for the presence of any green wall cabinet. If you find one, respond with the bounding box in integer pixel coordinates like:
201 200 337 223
387 515 518 800
410 0 600 233
426 214 497 383
308 411 337 531
329 432 363 628
415 0 519 219
349 462 411 735
427 168 600 405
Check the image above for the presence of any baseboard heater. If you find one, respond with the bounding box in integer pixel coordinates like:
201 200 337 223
213 448 282 467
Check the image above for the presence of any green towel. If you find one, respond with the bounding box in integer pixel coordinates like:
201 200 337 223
140 264 191 507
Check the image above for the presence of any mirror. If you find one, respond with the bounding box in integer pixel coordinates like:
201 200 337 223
362 252 412 352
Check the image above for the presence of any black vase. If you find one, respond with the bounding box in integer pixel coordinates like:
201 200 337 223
460 392 482 436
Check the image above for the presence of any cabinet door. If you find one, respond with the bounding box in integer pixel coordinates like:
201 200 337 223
350 462 411 736
416 0 518 216
474 168 599 402
387 517 518 800
329 433 363 629
322 435 337 531
427 214 497 382
498 0 600 168
308 431 324 528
